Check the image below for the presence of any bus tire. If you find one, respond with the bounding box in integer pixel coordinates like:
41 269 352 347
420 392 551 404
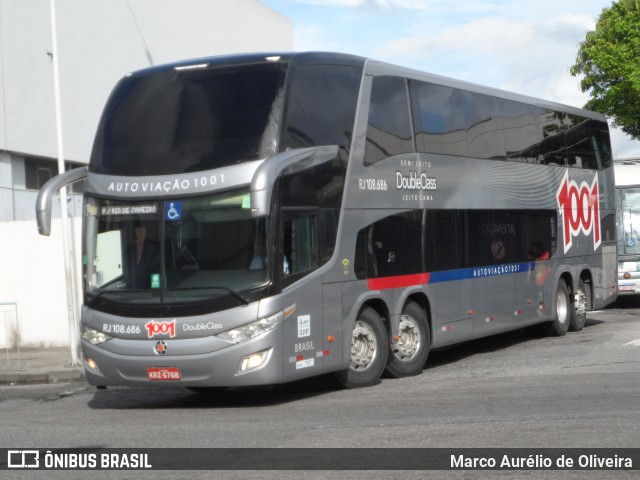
334 306 389 389
570 279 590 332
545 279 570 336
385 301 430 378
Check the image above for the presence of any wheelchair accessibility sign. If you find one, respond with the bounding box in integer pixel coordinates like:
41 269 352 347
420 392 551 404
165 202 182 221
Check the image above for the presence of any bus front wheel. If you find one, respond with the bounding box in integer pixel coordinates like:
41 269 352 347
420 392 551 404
335 306 389 389
385 301 430 378
545 279 570 337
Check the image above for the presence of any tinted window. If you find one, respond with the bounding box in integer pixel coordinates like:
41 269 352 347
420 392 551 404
424 210 464 271
284 64 362 150
464 93 506 160
281 155 347 210
355 209 557 279
466 210 555 266
355 210 423 279
411 82 468 157
408 80 609 170
91 63 287 176
280 209 338 287
535 114 606 169
468 211 521 266
365 76 413 165
501 101 543 163
591 121 612 169
564 116 597 169
373 210 423 277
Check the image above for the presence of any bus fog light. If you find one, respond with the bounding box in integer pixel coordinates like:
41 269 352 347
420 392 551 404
82 327 113 345
238 349 272 374
216 312 284 344
85 357 100 372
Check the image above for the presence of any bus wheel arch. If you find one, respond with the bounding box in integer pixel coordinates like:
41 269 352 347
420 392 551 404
334 301 390 389
385 294 431 378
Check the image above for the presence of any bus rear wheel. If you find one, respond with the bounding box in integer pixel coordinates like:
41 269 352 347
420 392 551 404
385 301 430 378
545 279 570 336
570 279 590 332
335 306 389 389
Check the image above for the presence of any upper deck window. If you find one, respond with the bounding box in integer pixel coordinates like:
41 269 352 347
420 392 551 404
284 64 362 151
365 76 413 165
90 62 288 176
408 79 610 170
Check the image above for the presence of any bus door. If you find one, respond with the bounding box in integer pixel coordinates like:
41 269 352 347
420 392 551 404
280 210 327 380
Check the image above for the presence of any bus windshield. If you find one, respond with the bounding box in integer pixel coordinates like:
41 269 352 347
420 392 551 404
84 189 270 311
90 61 288 176
619 187 640 255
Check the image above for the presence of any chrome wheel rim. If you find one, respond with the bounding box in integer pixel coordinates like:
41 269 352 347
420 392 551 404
392 314 421 362
557 287 568 325
350 320 378 371
575 288 587 319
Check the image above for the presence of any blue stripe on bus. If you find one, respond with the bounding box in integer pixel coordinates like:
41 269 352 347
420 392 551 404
430 261 534 284
367 261 537 291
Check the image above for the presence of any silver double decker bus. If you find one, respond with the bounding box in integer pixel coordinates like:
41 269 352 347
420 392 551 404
37 52 617 389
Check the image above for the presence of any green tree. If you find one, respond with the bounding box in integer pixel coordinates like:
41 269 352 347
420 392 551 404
570 0 640 139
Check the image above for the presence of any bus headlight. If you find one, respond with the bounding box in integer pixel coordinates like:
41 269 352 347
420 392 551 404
238 349 273 374
82 326 113 345
216 312 284 344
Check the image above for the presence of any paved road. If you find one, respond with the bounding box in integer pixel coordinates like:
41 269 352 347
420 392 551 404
1 299 639 479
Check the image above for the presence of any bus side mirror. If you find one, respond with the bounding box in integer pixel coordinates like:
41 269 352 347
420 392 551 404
35 166 88 236
249 146 338 217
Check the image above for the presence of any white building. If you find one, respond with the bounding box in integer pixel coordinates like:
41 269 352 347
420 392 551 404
0 0 292 347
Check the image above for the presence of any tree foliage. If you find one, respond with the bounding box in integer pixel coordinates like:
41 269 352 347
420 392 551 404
570 0 640 139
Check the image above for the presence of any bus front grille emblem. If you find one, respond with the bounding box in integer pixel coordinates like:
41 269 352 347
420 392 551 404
154 341 168 355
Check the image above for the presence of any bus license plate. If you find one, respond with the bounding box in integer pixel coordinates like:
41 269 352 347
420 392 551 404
147 367 181 381
619 284 636 292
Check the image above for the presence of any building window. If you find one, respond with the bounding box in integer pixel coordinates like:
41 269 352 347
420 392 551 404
24 157 84 193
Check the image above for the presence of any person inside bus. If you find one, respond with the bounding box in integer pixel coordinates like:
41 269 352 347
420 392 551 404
528 241 550 286
528 241 550 262
128 222 161 289
249 236 268 270
249 236 290 275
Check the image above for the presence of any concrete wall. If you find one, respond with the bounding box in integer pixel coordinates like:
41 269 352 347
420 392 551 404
0 216 83 348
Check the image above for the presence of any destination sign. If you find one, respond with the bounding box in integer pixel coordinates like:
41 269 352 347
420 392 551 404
100 204 159 216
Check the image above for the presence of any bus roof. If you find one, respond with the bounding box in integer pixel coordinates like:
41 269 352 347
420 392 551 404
364 59 608 123
123 51 366 78
121 51 606 124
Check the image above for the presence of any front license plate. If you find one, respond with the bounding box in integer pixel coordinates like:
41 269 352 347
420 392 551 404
619 284 636 292
147 367 181 381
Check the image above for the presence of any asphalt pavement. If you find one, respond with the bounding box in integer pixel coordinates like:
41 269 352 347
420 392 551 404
0 346 84 385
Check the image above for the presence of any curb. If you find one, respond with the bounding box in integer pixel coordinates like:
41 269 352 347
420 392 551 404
0 368 84 385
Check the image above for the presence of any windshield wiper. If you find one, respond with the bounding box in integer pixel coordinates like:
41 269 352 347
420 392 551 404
171 286 250 306
87 288 150 308
88 286 250 307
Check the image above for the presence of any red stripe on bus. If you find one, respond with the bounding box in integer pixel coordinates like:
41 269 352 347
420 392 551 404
367 273 430 291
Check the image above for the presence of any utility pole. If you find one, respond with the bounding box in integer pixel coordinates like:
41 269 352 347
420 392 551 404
49 0 80 366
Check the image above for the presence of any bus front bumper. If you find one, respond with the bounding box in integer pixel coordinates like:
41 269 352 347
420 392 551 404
81 325 284 387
